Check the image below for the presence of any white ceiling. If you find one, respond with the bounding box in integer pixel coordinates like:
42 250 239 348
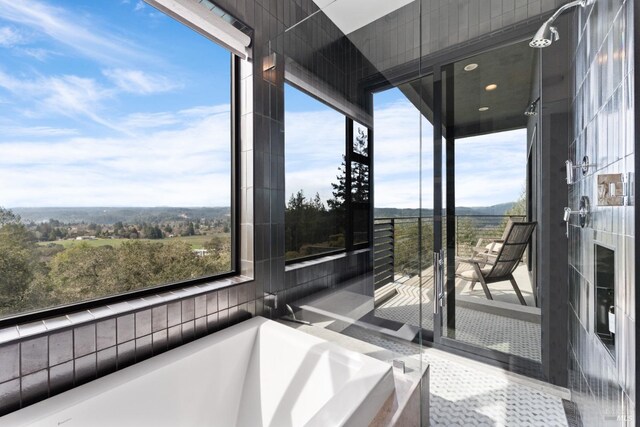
312 0 414 34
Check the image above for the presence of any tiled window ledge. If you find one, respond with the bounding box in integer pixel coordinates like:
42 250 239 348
285 248 370 272
0 275 256 416
0 275 253 345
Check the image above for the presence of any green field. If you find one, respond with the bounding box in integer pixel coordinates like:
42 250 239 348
38 234 229 250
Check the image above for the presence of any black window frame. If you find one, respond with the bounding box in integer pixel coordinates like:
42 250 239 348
346 118 372 251
0 53 241 329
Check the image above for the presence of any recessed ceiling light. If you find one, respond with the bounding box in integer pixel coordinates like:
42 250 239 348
485 84 498 91
478 106 489 111
464 63 478 71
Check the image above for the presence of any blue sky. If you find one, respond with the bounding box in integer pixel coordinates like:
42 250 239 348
286 86 526 209
0 0 525 210
0 0 231 207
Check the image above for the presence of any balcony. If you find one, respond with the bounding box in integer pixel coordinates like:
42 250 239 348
374 215 540 362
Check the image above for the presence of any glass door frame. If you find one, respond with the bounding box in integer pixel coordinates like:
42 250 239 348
367 29 544 377
430 53 542 378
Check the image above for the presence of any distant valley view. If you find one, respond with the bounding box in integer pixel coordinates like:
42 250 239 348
0 206 232 318
1 199 523 318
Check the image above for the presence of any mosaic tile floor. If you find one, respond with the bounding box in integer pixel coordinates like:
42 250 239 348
341 326 568 427
375 281 541 362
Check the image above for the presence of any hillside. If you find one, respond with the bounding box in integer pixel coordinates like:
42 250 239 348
374 202 515 218
12 207 231 224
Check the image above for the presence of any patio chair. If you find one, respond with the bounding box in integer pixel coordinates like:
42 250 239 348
471 217 514 258
455 221 536 306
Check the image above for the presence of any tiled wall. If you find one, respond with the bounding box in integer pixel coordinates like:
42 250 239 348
281 250 372 316
567 0 635 424
347 0 569 79
0 279 255 416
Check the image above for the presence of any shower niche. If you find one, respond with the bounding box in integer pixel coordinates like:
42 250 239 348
595 244 615 357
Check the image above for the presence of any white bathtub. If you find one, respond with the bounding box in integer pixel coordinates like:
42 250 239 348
2 316 394 427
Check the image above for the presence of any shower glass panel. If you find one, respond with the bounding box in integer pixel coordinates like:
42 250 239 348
438 41 542 373
268 1 430 424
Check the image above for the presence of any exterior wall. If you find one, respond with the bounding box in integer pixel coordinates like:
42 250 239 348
566 0 635 424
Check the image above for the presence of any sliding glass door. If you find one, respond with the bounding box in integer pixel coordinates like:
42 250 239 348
434 43 542 374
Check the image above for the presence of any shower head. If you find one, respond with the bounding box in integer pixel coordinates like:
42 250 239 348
524 97 540 116
529 0 588 48
529 21 560 48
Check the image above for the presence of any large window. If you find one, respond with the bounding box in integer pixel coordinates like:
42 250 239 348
284 84 346 260
0 1 234 319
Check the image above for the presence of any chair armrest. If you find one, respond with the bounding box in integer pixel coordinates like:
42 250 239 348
455 256 481 265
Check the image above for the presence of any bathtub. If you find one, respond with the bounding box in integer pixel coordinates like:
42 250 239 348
2 316 394 427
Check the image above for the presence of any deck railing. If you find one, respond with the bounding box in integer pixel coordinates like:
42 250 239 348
373 215 526 289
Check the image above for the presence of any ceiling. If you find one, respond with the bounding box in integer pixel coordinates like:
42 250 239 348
311 0 414 35
399 41 536 139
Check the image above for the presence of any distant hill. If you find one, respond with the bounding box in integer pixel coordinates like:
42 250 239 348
11 207 231 224
455 202 516 216
12 203 516 224
374 202 515 218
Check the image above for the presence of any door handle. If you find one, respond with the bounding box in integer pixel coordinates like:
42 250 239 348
433 250 444 314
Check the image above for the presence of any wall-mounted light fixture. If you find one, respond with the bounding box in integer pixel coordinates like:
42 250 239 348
566 156 597 184
263 52 277 72
524 97 540 116
263 52 277 83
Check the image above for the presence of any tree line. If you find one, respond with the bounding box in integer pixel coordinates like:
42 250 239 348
0 208 231 317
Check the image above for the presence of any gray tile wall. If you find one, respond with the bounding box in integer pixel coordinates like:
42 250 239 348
0 279 255 415
281 250 372 316
567 0 635 424
348 0 568 78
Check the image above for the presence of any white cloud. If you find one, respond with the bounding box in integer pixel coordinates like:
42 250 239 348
285 108 345 203
134 1 145 12
121 112 180 129
0 26 26 47
0 106 232 207
285 96 527 210
0 126 78 137
0 0 155 66
0 70 121 131
120 105 230 130
103 69 180 95
20 47 53 61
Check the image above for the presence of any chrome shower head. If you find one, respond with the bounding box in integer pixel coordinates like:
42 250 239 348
529 21 560 48
529 0 587 48
524 97 540 116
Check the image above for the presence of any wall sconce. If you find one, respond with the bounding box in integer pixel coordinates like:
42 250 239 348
563 196 590 236
263 52 276 71
263 52 277 83
566 156 596 184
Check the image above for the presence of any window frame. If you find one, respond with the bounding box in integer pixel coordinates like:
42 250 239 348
0 53 241 329
346 118 372 251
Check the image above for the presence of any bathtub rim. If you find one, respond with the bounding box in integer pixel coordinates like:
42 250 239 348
1 316 394 427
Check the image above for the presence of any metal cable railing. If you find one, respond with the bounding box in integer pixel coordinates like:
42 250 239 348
373 215 526 287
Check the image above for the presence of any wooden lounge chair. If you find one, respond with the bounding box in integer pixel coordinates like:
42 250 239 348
471 217 515 257
455 221 536 306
